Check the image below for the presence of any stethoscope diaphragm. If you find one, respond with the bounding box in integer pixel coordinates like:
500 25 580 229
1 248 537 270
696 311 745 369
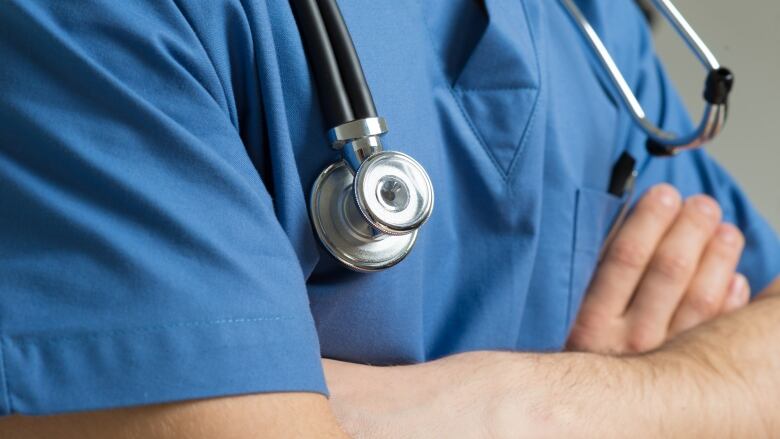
310 160 419 272
353 151 434 236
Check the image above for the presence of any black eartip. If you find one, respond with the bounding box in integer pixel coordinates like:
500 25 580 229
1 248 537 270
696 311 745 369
646 138 677 157
703 67 734 105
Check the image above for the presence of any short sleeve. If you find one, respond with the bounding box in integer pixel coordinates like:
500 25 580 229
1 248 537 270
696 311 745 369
604 2 780 293
0 1 325 415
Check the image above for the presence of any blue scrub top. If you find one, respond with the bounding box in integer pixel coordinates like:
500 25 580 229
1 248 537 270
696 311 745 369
1 0 778 416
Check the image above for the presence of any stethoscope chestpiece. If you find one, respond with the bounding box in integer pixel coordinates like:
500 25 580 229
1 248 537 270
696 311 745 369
310 160 420 272
353 151 434 235
310 118 434 272
292 0 433 272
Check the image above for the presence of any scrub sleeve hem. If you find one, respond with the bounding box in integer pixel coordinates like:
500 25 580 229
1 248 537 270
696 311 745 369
0 315 327 416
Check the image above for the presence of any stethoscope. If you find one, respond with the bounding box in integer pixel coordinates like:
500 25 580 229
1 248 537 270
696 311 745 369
290 0 734 272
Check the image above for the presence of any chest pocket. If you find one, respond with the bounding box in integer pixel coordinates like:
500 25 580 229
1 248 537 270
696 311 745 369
515 2 625 349
517 185 624 351
421 0 540 177
568 187 625 328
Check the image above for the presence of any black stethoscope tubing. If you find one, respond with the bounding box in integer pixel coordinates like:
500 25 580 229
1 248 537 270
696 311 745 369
290 0 376 127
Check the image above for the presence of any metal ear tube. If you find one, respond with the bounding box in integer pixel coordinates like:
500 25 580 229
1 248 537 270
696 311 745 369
560 0 733 156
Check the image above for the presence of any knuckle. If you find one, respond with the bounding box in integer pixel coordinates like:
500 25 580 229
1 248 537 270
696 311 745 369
577 309 606 333
705 225 745 263
567 326 596 351
608 239 652 271
568 319 600 351
710 239 742 261
568 309 611 351
651 251 694 281
685 289 721 317
716 223 746 250
731 228 746 247
625 323 662 354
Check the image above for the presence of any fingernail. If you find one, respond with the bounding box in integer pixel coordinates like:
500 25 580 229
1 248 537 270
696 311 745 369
718 225 739 245
655 185 679 208
728 274 749 306
694 197 718 216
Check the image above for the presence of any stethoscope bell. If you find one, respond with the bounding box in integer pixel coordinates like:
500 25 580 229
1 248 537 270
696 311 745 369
310 160 420 272
309 115 434 272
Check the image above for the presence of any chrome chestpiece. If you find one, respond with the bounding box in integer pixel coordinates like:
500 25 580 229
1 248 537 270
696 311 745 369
310 117 434 271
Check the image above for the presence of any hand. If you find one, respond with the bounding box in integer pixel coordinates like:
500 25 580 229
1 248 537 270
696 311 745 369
568 184 750 354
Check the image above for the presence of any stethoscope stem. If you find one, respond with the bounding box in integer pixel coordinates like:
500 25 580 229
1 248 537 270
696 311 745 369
329 117 388 171
651 0 719 70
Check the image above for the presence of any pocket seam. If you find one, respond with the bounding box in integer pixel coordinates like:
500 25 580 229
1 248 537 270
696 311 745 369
565 187 624 330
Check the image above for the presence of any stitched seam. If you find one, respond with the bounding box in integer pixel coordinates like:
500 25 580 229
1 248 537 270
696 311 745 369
456 85 537 92
506 0 543 179
565 190 582 334
0 337 11 414
413 0 509 180
506 87 542 180
449 89 508 180
9 316 298 343
170 0 237 126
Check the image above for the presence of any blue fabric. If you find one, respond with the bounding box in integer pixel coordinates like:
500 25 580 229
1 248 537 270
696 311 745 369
0 0 777 416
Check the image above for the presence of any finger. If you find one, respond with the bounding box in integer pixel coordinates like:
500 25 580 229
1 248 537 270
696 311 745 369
721 273 751 313
624 195 722 350
581 184 682 317
668 223 745 335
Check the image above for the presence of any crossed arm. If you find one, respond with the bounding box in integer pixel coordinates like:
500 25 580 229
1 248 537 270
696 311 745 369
2 184 776 438
324 184 777 438
324 289 780 438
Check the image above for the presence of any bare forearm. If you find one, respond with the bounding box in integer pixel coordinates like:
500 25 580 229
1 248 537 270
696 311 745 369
1 393 350 439
656 286 780 436
325 279 780 438
467 350 740 438
450 282 780 438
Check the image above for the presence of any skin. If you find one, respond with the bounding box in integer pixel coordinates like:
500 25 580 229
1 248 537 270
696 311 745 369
324 280 780 438
0 184 757 437
568 183 749 354
322 184 768 438
1 393 349 439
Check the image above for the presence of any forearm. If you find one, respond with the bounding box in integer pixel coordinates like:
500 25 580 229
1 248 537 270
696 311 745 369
459 281 780 438
1 393 350 439
325 279 780 438
472 350 739 438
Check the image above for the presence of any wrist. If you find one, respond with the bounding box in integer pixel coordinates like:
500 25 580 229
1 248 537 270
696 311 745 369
649 334 767 438
481 351 646 438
